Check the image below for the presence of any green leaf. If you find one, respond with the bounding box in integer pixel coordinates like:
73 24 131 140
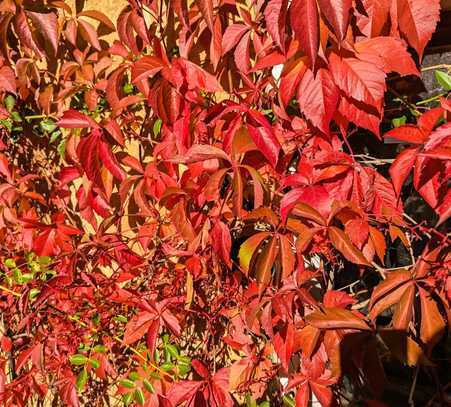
142 379 155 394
57 138 66 158
76 368 89 390
38 256 52 265
0 119 12 132
165 344 179 359
12 268 23 284
153 119 162 137
283 395 295 407
123 83 134 94
88 358 100 369
178 355 191 365
92 345 107 353
434 70 451 91
21 273 34 283
114 315 128 323
28 288 40 300
129 371 140 381
134 388 145 405
69 354 88 366
49 130 61 143
392 116 407 127
4 95 15 112
10 111 22 122
4 259 16 268
149 371 161 380
40 118 57 133
160 362 174 371
245 394 257 407
122 392 133 405
119 379 135 389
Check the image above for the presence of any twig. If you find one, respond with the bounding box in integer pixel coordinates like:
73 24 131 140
421 64 451 72
0 284 20 297
371 262 386 279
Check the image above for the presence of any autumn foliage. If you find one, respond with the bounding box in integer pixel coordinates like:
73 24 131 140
0 0 450 406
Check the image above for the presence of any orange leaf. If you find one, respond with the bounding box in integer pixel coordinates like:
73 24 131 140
238 232 271 275
328 226 370 266
255 237 279 291
419 288 445 351
306 307 371 331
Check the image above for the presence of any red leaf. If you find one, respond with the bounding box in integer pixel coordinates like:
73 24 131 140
329 53 386 111
274 323 295 370
356 0 391 37
435 190 451 226
234 31 251 73
123 311 155 345
323 290 356 308
279 234 295 279
221 24 248 55
389 147 418 196
14 9 43 58
295 382 310 407
78 19 101 51
345 218 369 249
167 380 203 405
98 139 126 181
57 370 80 407
355 37 419 77
397 0 440 59
279 57 307 106
210 17 222 70
317 0 352 41
337 95 381 136
211 219 232 268
191 359 209 379
77 131 103 186
384 125 427 144
290 0 319 67
246 120 281 167
0 66 15 94
174 144 230 164
310 382 334 407
179 59 223 92
264 0 288 52
59 110 97 128
369 226 386 264
132 55 165 84
195 0 214 32
281 185 331 222
27 11 59 55
298 68 339 133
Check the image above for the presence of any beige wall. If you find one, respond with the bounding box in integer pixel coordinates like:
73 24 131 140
68 0 128 23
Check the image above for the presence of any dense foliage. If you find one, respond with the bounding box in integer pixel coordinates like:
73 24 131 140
0 0 449 405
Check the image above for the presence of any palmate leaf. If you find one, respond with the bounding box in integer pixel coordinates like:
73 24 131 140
318 0 352 42
290 0 319 67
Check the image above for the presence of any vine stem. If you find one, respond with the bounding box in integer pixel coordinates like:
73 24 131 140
0 285 20 297
67 315 172 379
421 64 451 72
